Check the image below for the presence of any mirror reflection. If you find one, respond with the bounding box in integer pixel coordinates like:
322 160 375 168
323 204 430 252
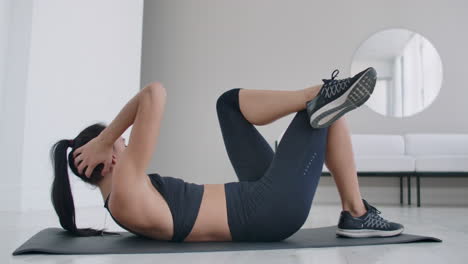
351 28 443 117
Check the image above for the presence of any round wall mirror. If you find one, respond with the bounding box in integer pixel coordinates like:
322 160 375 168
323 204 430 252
351 28 443 117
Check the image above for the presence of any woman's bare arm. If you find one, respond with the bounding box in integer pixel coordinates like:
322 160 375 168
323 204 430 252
109 82 166 191
98 85 149 147
73 82 166 178
117 83 166 173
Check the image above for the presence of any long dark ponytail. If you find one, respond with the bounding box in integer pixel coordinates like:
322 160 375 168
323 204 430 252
49 122 118 236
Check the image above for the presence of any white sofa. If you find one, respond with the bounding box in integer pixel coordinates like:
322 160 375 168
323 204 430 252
275 132 468 206
275 133 415 204
324 134 415 173
322 134 415 205
404 133 468 206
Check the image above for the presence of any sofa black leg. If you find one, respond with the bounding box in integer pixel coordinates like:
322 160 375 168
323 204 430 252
417 174 421 207
399 175 403 205
407 174 411 205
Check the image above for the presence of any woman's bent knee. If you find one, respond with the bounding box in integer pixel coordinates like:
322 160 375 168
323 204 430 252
216 88 242 113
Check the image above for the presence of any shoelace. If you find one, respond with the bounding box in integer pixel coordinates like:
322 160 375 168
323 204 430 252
364 203 390 228
320 69 351 98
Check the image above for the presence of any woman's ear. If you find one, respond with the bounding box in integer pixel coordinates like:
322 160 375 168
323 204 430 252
111 155 116 165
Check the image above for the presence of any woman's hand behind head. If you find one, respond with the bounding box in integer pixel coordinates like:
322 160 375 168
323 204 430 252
72 135 114 178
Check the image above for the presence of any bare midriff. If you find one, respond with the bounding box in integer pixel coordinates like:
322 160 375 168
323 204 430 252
109 176 232 242
183 184 233 242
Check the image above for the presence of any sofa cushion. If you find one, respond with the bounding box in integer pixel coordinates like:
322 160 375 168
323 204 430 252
405 133 468 156
415 155 468 172
278 133 406 156
323 155 415 173
351 134 405 156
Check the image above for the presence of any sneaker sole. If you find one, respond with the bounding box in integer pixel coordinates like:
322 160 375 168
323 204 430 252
309 68 377 128
336 227 404 238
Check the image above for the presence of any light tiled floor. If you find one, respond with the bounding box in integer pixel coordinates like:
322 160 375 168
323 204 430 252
2 203 467 264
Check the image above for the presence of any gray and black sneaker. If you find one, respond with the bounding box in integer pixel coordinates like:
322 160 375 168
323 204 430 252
336 199 404 238
307 67 377 128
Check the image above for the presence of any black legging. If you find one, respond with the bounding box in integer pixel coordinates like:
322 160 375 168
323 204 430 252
218 88 329 242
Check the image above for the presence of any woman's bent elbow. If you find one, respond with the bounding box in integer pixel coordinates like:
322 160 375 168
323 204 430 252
145 82 167 100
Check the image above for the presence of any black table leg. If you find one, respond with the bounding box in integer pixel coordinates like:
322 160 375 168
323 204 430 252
417 174 421 207
407 174 411 205
400 175 403 205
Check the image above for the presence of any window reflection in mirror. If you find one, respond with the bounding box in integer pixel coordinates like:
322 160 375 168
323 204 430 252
351 28 443 117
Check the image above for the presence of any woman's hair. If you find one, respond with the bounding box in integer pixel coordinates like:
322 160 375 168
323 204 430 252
49 122 118 236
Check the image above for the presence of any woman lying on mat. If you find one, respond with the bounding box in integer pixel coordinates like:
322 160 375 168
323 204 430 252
50 67 404 242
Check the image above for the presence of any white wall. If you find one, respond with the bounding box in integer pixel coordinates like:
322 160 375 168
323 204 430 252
0 0 144 211
0 0 12 105
0 0 34 212
141 0 468 206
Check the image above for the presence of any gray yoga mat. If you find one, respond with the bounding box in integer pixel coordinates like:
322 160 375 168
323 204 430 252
12 226 441 255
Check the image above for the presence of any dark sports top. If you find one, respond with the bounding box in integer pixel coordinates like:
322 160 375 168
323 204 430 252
103 173 204 242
